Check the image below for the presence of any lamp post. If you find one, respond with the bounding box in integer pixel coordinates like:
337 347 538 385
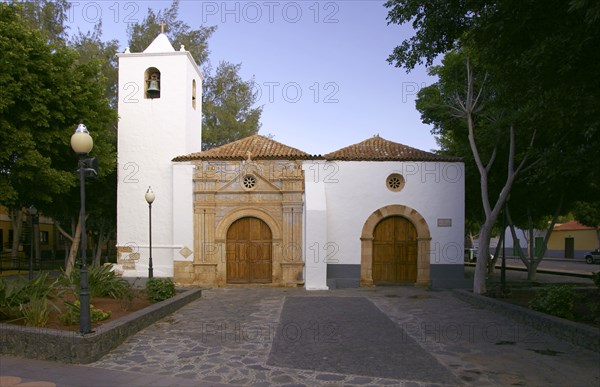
28 205 38 280
145 187 155 278
71 123 93 334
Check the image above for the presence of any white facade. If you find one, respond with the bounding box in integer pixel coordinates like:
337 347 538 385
302 161 465 289
116 34 202 277
323 161 463 264
116 34 466 288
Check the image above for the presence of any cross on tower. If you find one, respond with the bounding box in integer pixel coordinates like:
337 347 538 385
160 20 165 34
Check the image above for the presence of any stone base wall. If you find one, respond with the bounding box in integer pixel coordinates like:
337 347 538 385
0 289 202 364
174 260 303 287
174 261 217 286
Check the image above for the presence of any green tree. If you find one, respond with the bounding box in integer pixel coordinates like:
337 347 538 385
127 0 215 68
387 0 600 293
68 24 120 266
202 62 262 150
416 51 537 288
9 0 70 45
0 3 116 267
70 23 120 109
573 198 600 249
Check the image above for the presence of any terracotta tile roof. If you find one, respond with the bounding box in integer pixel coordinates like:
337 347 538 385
322 135 461 161
172 134 314 161
554 220 598 231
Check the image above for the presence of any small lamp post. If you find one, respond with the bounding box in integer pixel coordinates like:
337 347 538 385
145 187 155 278
70 123 93 334
28 205 38 280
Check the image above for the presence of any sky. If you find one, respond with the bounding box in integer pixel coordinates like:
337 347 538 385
66 0 439 155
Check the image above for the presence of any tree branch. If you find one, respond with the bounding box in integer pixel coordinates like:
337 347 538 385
463 59 492 217
54 221 74 243
485 146 497 173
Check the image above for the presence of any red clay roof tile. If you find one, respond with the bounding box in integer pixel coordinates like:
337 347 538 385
322 135 461 161
173 134 461 162
172 134 314 161
554 220 598 231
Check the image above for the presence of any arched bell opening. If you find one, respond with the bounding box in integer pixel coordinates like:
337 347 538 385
144 67 161 99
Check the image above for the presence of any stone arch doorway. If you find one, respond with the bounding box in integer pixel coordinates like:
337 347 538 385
226 217 273 284
361 205 431 286
372 216 418 284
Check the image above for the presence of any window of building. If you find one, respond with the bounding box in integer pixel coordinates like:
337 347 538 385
242 175 257 190
192 79 197 109
386 173 405 192
40 231 49 245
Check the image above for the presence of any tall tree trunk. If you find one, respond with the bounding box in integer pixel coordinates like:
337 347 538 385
458 60 534 294
9 208 24 268
93 222 107 266
488 231 505 276
65 217 81 276
474 222 494 292
55 214 86 276
506 194 563 281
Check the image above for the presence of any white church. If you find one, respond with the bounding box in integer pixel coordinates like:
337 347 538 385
115 34 466 289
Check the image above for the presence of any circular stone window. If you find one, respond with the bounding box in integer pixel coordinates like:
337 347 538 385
386 173 405 192
242 174 257 189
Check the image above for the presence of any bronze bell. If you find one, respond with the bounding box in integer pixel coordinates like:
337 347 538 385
147 73 160 97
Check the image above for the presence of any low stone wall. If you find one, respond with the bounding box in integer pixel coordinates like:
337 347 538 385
453 289 600 353
0 288 202 364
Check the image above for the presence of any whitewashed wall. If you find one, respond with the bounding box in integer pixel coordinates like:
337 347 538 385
302 160 465 287
116 35 202 278
303 180 329 290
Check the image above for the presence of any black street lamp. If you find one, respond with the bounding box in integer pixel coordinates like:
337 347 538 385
28 205 38 280
145 187 155 278
70 123 93 334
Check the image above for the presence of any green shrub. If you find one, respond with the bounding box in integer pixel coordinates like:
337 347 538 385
146 278 176 303
0 273 58 320
58 300 111 326
529 284 575 319
21 297 53 327
60 265 132 299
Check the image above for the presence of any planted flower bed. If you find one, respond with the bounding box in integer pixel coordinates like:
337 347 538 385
0 266 200 363
0 266 176 330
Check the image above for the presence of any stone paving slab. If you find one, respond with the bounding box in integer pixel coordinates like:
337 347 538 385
268 296 459 383
2 286 599 386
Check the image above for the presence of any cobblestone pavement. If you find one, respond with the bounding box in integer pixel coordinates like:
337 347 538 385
90 286 600 386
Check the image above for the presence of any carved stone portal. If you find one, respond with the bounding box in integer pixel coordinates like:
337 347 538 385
174 160 305 287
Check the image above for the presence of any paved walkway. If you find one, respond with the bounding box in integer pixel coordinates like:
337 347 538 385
1 286 599 386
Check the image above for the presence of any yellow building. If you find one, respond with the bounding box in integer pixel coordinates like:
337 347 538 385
0 206 60 266
547 220 599 259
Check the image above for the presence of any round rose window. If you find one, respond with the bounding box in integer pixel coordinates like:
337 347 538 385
386 173 405 192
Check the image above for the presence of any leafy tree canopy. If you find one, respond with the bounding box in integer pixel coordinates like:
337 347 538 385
202 62 262 150
127 0 216 67
0 3 116 215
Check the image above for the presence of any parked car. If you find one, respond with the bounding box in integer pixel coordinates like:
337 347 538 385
584 249 600 264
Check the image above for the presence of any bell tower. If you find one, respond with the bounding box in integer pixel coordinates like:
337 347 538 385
116 33 203 277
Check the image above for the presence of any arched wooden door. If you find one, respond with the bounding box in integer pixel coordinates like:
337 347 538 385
226 217 273 284
372 216 418 284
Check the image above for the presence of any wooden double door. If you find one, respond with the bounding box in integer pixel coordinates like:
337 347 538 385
372 216 418 284
226 217 273 284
